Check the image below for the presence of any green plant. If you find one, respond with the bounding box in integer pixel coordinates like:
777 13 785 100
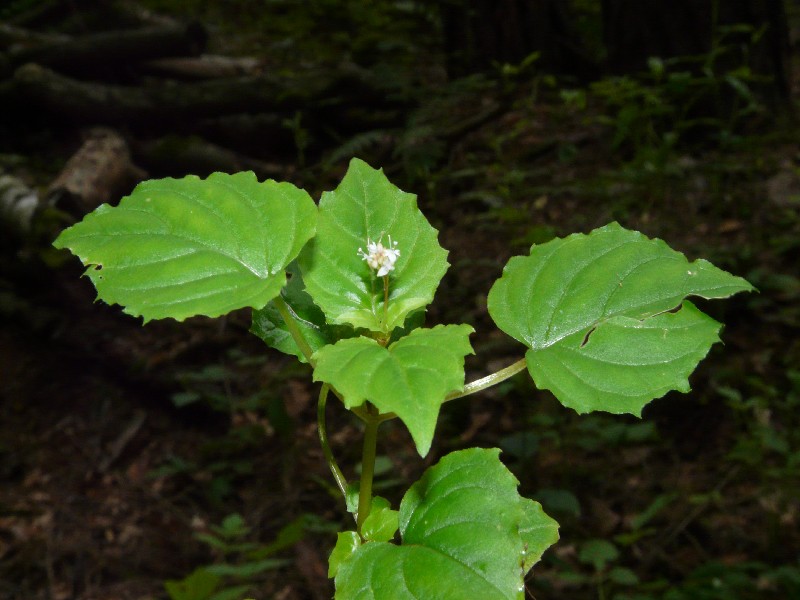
165 513 331 600
53 158 752 598
562 24 768 176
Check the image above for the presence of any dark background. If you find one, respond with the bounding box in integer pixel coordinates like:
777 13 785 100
1 1 798 599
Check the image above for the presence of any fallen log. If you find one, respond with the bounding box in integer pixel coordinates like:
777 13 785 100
196 113 295 158
133 135 287 180
46 128 146 216
140 54 262 80
0 23 70 51
4 63 393 129
0 174 39 245
3 0 65 28
0 22 207 79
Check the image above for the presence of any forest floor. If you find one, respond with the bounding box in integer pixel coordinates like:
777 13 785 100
1 3 800 600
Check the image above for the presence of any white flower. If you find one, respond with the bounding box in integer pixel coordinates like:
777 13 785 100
358 235 400 277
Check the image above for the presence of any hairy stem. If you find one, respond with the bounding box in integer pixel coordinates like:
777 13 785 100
317 384 348 502
444 357 527 402
356 405 381 535
272 294 316 366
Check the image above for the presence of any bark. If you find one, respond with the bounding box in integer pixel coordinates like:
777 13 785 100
196 113 296 159
6 0 179 30
3 63 316 127
0 23 70 51
4 0 65 27
140 54 261 80
46 128 146 216
133 135 286 180
2 63 403 134
0 174 39 244
0 22 207 79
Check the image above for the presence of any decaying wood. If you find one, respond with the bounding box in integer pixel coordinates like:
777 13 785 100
4 0 65 28
47 128 146 216
100 0 187 30
97 411 146 473
0 23 70 51
197 113 295 158
6 63 395 131
134 135 287 180
0 22 207 78
7 63 333 127
0 174 39 241
141 54 261 80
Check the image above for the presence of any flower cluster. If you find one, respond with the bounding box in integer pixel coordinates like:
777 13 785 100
358 235 400 277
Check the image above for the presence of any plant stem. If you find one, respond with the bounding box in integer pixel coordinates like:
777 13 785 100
597 573 606 600
382 275 389 327
444 357 527 402
272 295 371 420
356 405 381 535
272 294 316 366
317 384 348 501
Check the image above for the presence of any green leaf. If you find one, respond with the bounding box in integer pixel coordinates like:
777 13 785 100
578 539 619 571
528 301 724 414
299 158 449 333
250 262 351 362
361 497 399 543
345 482 360 515
487 223 754 415
250 514 312 559
165 567 220 600
53 172 317 322
205 559 288 577
312 324 474 456
333 448 559 599
329 531 361 578
518 497 560 571
608 566 640 586
215 513 248 538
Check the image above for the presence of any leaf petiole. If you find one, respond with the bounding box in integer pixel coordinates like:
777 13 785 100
318 384 349 507
272 294 316 366
445 357 528 403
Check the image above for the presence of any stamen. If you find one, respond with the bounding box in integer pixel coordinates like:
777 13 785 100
358 234 400 277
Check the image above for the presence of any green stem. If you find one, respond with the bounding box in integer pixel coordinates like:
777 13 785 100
317 384 348 501
356 405 381 535
597 573 606 600
273 294 316 366
444 357 527 403
272 294 370 421
372 358 529 425
382 275 389 328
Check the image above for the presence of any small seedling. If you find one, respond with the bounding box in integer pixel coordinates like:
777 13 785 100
54 158 753 598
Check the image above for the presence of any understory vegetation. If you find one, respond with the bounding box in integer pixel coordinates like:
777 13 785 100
0 1 798 599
